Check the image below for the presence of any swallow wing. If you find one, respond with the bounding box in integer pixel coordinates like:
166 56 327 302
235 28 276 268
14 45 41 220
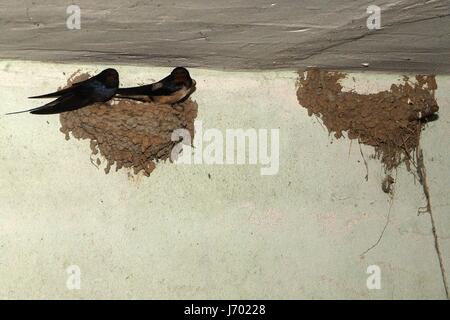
116 84 154 96
28 77 91 99
5 92 92 115
116 73 180 98
117 82 179 96
29 78 118 114
145 81 180 96
32 93 93 114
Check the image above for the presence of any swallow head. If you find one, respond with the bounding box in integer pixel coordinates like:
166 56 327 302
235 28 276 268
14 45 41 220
171 67 195 90
100 68 119 88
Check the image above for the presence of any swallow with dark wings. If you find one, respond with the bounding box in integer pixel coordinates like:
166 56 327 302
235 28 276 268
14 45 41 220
6 68 119 115
115 67 196 104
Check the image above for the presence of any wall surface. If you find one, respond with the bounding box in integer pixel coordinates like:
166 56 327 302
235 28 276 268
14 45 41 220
0 60 448 299
0 0 449 73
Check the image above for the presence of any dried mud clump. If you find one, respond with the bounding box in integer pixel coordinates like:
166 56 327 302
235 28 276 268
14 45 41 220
57 72 197 176
296 68 439 171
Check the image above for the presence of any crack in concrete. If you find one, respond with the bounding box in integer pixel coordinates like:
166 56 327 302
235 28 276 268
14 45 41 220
286 12 450 64
384 13 450 28
416 147 449 300
360 198 393 257
286 31 377 62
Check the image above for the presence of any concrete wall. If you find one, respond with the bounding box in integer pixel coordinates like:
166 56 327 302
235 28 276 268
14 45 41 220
1 0 449 73
0 60 448 299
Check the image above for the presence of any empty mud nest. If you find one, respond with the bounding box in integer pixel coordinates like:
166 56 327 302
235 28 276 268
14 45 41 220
59 73 197 177
296 68 439 172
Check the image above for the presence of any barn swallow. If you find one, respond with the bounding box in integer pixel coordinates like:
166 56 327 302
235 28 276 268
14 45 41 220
6 68 119 115
115 67 196 105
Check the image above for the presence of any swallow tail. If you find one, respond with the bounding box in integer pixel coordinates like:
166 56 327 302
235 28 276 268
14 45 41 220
5 105 60 115
5 109 35 115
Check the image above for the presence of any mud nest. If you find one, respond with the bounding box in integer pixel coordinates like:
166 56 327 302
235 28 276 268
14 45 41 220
60 98 197 176
296 68 439 172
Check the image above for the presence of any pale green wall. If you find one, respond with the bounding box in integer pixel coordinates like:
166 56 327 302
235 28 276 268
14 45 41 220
0 60 448 299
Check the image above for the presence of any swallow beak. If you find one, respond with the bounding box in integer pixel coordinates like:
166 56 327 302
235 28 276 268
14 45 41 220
190 79 197 95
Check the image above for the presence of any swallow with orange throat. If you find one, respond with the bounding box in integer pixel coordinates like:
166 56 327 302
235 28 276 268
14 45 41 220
115 67 196 105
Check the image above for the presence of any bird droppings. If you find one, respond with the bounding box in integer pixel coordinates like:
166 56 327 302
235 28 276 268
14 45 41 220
296 68 439 174
59 73 197 177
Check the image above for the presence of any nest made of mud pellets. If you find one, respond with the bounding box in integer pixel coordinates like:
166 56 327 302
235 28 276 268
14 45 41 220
60 98 198 176
296 68 439 172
